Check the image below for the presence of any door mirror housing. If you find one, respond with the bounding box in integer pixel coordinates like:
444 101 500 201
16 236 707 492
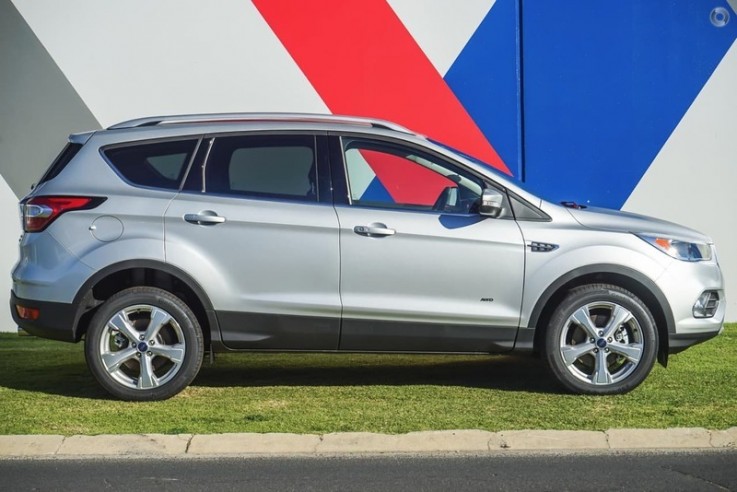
479 188 505 218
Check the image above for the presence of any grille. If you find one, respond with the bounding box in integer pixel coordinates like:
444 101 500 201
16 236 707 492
693 291 720 318
703 292 720 317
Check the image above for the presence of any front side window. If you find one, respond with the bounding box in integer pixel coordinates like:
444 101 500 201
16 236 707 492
104 139 198 190
342 138 484 214
205 135 317 202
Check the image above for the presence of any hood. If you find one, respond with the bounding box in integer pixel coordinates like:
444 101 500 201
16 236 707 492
565 206 712 244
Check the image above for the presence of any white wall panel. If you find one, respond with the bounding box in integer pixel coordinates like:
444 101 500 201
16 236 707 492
388 0 496 76
0 176 22 333
12 0 328 127
624 39 737 320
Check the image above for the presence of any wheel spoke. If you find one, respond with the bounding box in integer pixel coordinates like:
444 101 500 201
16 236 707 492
144 307 172 341
592 350 613 384
570 306 599 339
608 342 643 364
603 304 632 338
150 343 185 364
137 354 157 389
560 343 595 366
101 347 137 373
108 313 140 344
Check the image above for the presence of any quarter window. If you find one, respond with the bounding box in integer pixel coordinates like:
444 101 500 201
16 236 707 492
104 139 198 190
205 135 317 202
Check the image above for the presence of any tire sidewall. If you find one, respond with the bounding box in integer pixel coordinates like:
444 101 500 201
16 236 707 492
544 285 658 395
85 287 204 401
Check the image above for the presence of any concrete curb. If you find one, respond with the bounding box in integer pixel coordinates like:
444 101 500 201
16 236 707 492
0 428 735 457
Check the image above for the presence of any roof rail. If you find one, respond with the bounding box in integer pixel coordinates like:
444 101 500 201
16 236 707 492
107 113 415 134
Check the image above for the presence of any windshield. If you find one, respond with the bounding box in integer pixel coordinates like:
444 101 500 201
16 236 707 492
429 139 564 204
433 138 536 184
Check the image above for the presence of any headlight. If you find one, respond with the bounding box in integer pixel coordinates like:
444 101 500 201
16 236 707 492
637 234 712 261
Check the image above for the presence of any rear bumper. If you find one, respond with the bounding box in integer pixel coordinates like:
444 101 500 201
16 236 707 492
668 326 723 354
10 291 78 342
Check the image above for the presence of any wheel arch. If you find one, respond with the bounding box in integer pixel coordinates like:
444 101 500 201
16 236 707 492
527 264 674 366
70 260 220 348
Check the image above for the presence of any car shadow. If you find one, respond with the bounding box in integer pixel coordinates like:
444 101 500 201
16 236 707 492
0 352 565 398
0 361 111 399
193 353 565 394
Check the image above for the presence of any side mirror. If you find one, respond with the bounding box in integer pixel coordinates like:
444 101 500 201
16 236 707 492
479 188 504 218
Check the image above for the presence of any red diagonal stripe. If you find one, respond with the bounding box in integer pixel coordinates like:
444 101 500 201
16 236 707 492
253 0 510 174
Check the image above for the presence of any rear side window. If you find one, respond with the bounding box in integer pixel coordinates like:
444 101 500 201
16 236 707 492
204 135 317 202
103 139 198 190
39 143 83 184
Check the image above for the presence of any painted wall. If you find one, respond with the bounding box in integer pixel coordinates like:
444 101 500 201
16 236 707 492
1 0 735 333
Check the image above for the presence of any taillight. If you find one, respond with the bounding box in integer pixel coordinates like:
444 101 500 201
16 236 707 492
15 305 40 321
22 196 106 232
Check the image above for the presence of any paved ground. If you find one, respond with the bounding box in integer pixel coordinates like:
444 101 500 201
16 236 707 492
2 451 737 491
0 428 735 457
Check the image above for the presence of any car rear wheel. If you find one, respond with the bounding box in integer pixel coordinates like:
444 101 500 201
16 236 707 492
84 286 204 401
544 284 658 395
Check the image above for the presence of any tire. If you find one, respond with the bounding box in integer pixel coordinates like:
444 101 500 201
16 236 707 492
543 284 658 395
84 286 204 401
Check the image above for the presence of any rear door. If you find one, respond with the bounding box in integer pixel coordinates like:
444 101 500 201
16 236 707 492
331 135 525 352
165 132 341 349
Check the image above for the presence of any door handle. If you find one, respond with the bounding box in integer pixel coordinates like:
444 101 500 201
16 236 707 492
184 211 226 225
354 223 395 237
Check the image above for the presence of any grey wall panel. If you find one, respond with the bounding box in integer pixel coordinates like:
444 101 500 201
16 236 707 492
0 0 99 198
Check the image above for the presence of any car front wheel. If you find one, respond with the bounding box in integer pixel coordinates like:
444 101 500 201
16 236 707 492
84 286 204 401
544 284 658 395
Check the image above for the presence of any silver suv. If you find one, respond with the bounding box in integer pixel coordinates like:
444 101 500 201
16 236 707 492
10 113 725 400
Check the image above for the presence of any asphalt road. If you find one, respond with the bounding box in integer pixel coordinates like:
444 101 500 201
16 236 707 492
2 450 736 491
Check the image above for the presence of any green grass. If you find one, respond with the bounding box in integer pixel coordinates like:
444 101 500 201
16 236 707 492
0 325 735 435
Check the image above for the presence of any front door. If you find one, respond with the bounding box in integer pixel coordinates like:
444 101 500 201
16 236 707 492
333 136 525 352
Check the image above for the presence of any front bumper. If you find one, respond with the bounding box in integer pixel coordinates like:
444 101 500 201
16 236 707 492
655 254 725 354
668 327 723 354
10 291 78 342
